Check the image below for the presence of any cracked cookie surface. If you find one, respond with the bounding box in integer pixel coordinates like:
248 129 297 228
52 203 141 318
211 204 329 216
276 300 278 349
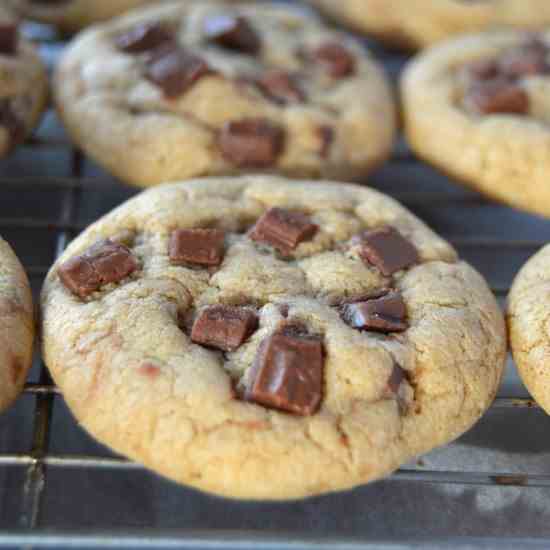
509 245 550 414
402 30 550 218
41 176 506 499
53 1 396 188
0 5 48 157
304 0 550 50
0 236 34 413
8 0 160 33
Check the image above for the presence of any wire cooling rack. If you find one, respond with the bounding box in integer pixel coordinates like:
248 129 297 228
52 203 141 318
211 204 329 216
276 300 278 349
2 15 550 550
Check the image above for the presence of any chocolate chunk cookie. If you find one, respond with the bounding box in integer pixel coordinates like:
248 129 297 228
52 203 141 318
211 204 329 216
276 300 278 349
0 236 34 413
509 246 550 415
41 176 506 499
304 0 550 50
53 1 396 188
402 31 550 217
7 0 160 33
0 5 47 157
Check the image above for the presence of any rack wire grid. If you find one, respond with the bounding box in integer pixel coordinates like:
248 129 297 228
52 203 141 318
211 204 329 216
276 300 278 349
1 11 550 550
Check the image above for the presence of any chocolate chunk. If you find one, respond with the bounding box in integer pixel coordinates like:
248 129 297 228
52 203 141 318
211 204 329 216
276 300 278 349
313 43 355 78
169 228 225 267
218 118 285 168
256 70 304 104
58 239 138 299
465 58 499 80
387 363 406 394
356 227 419 276
246 325 323 416
465 78 529 115
0 23 18 56
499 43 550 78
341 291 408 333
116 22 173 54
249 207 318 253
191 305 258 352
317 125 334 158
203 14 260 54
146 47 214 98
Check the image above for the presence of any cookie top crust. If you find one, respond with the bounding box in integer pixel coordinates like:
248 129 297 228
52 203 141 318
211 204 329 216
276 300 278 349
402 30 550 217
0 5 48 157
0 236 34 413
303 0 550 50
53 1 396 187
41 176 506 499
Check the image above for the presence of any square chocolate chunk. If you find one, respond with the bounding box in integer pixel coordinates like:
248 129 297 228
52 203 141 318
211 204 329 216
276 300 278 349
218 118 285 168
191 305 258 352
356 227 419 276
246 326 323 416
341 291 408 333
146 48 214 98
0 23 17 56
169 229 225 267
465 79 529 115
58 239 138 299
249 207 318 253
203 14 260 54
313 43 355 79
256 70 304 104
116 22 173 54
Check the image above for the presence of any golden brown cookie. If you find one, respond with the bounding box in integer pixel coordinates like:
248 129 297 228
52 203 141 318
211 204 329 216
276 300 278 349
0 5 48 157
304 0 550 50
41 176 506 499
509 245 550 414
8 0 160 33
53 1 396 188
403 31 550 217
0 236 34 413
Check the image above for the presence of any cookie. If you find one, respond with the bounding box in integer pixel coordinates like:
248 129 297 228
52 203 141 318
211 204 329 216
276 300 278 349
53 1 396 188
8 0 160 33
0 6 48 157
0 236 34 413
41 176 506 500
402 31 550 218
304 0 550 50
509 245 550 414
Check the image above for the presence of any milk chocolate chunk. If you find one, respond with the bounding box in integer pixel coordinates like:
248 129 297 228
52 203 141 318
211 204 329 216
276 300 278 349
341 291 408 333
314 43 355 78
246 325 323 416
146 48 214 98
0 23 18 56
249 208 318 253
0 99 24 150
356 227 419 276
169 228 225 267
203 14 260 54
387 363 406 394
116 22 173 54
218 118 284 168
58 239 138 299
191 305 258 352
256 70 304 104
466 78 529 115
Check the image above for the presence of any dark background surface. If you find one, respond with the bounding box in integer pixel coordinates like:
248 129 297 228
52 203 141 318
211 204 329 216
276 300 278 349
0 9 549 550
